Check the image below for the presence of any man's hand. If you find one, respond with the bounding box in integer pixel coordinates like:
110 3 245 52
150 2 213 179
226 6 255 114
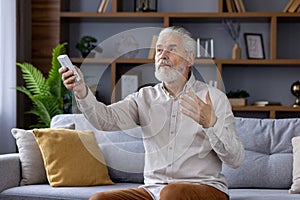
180 90 217 128
58 66 87 99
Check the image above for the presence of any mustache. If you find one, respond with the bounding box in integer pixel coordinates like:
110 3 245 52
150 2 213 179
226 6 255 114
158 60 173 68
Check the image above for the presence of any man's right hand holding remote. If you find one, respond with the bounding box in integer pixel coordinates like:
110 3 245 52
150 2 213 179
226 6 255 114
59 66 87 99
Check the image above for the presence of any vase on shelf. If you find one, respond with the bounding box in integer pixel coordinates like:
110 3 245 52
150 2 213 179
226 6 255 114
232 43 241 60
291 80 300 107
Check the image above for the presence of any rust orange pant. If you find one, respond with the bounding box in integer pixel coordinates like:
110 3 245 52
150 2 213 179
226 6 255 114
89 183 229 200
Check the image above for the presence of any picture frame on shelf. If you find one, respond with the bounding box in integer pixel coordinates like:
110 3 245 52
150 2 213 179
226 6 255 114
134 0 157 12
148 35 158 59
244 33 265 59
120 73 140 99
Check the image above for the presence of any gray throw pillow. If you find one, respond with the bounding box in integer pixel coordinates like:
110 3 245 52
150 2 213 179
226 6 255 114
11 128 47 185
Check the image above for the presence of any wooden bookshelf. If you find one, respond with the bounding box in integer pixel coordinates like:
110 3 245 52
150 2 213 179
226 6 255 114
232 106 300 119
28 0 300 118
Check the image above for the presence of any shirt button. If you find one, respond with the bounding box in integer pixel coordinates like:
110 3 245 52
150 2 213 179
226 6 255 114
170 131 174 134
169 146 172 150
172 115 176 118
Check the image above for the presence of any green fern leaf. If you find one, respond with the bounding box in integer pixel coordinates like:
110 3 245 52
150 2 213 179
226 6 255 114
16 62 50 96
16 86 33 99
29 95 62 128
28 96 52 128
48 43 67 93
48 42 70 111
16 43 73 128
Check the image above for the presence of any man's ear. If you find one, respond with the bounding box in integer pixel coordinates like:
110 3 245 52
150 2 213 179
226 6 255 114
187 51 195 67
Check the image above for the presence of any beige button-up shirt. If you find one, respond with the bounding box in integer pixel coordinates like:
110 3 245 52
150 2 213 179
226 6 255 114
76 74 244 200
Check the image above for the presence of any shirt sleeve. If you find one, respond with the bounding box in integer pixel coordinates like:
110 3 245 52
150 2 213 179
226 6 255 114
75 88 140 131
205 88 245 169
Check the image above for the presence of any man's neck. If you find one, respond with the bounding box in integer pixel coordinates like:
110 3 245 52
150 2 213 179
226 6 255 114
164 77 188 97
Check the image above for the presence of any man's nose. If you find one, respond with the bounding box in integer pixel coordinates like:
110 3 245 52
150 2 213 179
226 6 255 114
160 49 169 59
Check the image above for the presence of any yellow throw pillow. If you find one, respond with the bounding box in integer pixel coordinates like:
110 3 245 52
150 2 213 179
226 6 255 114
33 128 114 187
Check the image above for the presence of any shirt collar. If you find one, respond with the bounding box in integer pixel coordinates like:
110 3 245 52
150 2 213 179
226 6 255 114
160 72 197 98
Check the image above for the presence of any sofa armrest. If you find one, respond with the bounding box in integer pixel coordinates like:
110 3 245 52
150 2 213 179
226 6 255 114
0 153 20 192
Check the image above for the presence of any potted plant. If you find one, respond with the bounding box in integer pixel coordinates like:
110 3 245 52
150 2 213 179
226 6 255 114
76 35 102 58
226 89 250 106
16 43 71 128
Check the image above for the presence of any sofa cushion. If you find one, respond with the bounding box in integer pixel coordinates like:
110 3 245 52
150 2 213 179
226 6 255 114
222 117 300 189
11 128 47 185
51 114 145 183
289 136 300 193
0 183 141 200
97 131 145 183
229 189 300 200
33 128 114 187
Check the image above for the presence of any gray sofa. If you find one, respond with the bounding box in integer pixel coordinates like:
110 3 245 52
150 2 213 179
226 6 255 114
1 114 300 200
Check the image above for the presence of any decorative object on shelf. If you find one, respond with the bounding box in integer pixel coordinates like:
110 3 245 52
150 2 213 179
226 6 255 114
223 19 241 59
232 43 241 60
76 35 102 58
196 38 214 58
16 43 72 128
134 0 157 12
244 33 265 59
226 89 250 106
208 80 218 88
291 80 300 107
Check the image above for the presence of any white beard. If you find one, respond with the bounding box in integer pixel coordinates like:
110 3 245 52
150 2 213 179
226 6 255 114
155 60 186 83
155 67 180 83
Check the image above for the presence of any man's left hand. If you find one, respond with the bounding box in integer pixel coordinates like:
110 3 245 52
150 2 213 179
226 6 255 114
180 90 217 128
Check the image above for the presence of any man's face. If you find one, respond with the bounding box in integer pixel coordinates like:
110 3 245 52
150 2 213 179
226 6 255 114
154 33 190 83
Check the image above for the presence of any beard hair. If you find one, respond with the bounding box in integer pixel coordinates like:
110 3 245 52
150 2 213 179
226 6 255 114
155 60 185 83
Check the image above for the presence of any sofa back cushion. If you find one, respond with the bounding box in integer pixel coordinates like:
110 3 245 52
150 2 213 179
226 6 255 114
52 115 300 188
222 117 300 189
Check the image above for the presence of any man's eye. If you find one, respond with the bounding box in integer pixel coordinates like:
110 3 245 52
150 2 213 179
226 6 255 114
156 49 163 53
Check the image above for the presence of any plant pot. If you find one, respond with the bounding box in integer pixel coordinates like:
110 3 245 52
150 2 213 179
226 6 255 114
229 98 247 106
232 43 241 60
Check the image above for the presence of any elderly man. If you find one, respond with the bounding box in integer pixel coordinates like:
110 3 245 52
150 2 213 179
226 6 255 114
59 26 244 200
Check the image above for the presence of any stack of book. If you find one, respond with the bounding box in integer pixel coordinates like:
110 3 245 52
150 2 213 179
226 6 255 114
226 0 246 13
253 101 281 107
283 0 300 12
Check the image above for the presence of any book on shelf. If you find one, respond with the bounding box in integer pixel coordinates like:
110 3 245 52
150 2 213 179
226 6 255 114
230 0 237 12
253 101 282 107
234 0 246 12
283 0 300 12
97 0 109 13
238 0 246 12
289 0 300 12
226 0 233 12
283 0 295 12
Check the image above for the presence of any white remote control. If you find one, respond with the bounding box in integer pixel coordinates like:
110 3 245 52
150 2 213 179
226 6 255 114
57 54 81 82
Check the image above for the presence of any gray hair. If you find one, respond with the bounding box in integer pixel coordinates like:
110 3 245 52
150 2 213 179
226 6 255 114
158 26 196 62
